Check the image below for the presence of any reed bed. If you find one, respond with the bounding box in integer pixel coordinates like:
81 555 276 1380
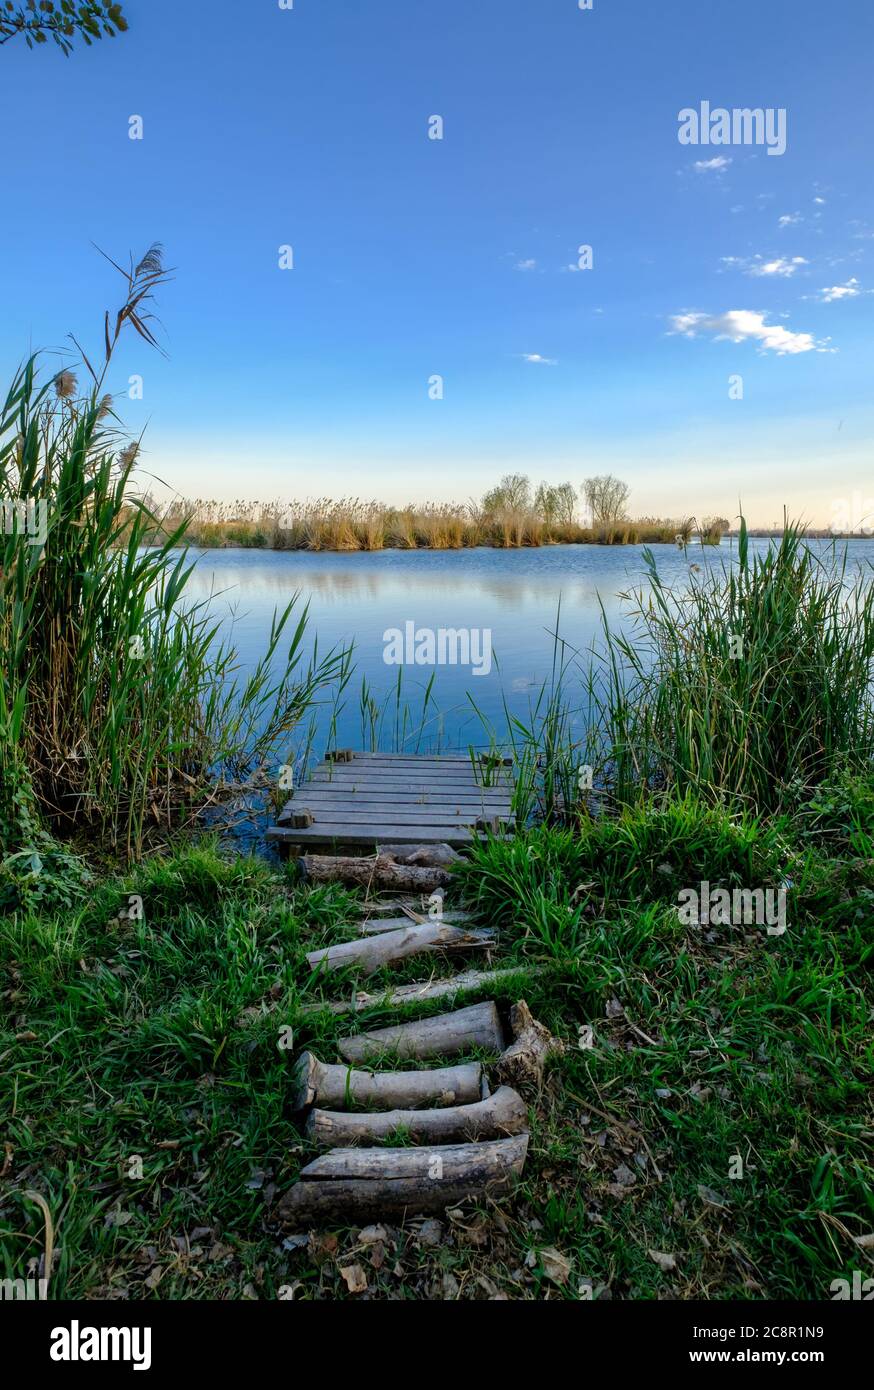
136 496 719 552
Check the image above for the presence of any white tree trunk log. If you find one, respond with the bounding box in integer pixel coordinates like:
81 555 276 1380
338 1001 505 1064
300 854 452 892
301 965 543 1016
291 1050 484 1112
278 1135 528 1224
305 1085 527 1148
306 921 493 977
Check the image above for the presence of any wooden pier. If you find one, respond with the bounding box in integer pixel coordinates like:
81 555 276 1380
267 751 515 854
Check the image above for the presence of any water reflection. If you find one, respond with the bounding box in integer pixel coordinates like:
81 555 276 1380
178 539 873 753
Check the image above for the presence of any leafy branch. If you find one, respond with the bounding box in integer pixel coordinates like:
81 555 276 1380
0 2 127 54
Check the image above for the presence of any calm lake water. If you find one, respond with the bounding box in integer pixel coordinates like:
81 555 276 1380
182 538 874 760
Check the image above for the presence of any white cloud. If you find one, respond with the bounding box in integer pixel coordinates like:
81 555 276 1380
515 258 537 271
670 309 829 355
750 256 808 277
819 278 861 303
813 196 826 205
693 156 732 173
520 353 557 366
721 255 808 278
778 212 803 228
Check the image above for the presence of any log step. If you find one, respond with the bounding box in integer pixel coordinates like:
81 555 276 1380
356 912 470 935
338 1001 505 1063
301 965 543 1016
306 1085 528 1149
278 1134 528 1224
291 1051 485 1112
306 921 494 977
299 854 453 891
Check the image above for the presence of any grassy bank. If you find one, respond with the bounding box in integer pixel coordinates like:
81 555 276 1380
1 776 871 1299
137 496 723 551
1 269 871 1303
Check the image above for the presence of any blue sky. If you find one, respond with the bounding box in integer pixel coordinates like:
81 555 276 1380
2 0 872 526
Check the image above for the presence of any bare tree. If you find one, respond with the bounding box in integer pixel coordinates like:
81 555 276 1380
582 474 630 527
534 482 577 525
482 473 532 514
0 2 127 54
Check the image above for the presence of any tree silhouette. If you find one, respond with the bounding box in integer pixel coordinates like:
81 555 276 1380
0 2 127 55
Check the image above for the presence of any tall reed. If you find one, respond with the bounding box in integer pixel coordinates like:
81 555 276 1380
593 519 874 811
0 249 348 859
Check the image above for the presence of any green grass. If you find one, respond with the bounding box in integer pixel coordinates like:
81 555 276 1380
2 780 871 1299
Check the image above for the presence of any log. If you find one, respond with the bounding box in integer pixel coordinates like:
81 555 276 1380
496 999 565 1090
356 912 469 935
278 1135 528 1224
301 965 544 1016
301 1136 525 1181
305 1085 528 1148
338 1001 505 1063
291 1051 483 1111
306 921 493 977
300 854 452 892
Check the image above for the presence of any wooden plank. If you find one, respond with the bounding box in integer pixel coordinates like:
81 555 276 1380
267 824 477 846
286 795 508 806
288 788 512 803
329 756 477 767
306 787 512 799
308 774 508 789
314 759 484 769
292 810 511 827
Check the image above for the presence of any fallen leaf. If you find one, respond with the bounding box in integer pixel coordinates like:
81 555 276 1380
281 1234 308 1253
648 1249 677 1272
415 1218 443 1248
339 1263 367 1294
357 1224 388 1247
308 1233 338 1264
539 1246 572 1285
